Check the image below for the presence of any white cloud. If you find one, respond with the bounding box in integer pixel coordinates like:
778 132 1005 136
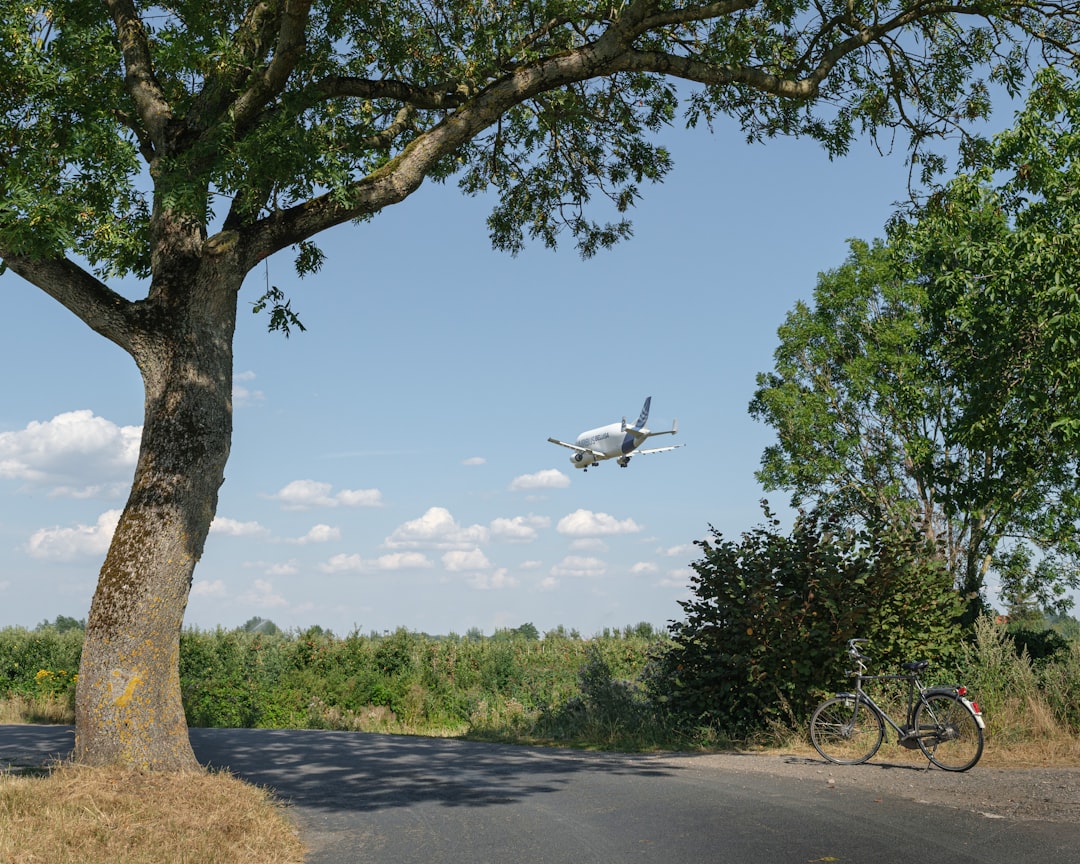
0 410 140 497
264 561 301 577
570 537 608 552
239 578 288 609
660 543 698 558
211 516 269 537
25 509 121 560
462 456 486 466
442 548 492 572
539 576 560 591
290 524 340 544
320 551 434 573
469 568 518 590
271 479 383 510
659 569 690 588
509 469 570 491
233 371 265 407
384 507 489 550
490 515 549 543
631 561 659 574
556 509 643 537
550 555 607 578
191 578 227 598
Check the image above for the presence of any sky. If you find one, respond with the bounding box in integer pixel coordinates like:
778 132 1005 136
0 99 1049 638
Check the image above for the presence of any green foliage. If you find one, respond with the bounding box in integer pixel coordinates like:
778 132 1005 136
753 71 1080 612
0 625 83 699
654 505 964 736
532 645 667 749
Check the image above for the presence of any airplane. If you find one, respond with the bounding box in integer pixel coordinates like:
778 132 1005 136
548 396 681 470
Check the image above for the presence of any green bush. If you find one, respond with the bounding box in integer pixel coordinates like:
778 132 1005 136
652 506 965 737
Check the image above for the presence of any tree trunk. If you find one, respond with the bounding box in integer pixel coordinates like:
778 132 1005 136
74 251 240 770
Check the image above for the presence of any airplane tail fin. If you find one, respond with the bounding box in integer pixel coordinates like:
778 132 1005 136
634 397 651 430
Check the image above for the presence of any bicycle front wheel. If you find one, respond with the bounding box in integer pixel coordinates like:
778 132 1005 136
810 696 884 765
914 694 984 771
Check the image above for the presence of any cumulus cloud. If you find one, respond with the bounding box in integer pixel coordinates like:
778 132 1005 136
570 537 608 552
469 568 518 590
270 479 383 510
0 410 140 497
509 469 570 491
660 543 697 558
659 569 690 588
239 578 288 609
320 551 434 573
462 456 486 466
265 561 300 576
25 509 121 560
556 509 642 537
442 548 492 572
289 524 341 545
550 555 607 578
490 515 549 543
191 579 227 598
211 516 269 537
383 507 488 550
233 371 265 407
631 561 659 574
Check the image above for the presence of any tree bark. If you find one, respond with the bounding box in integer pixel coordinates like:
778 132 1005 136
73 242 241 770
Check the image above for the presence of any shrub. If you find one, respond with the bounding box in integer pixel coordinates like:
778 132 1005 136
653 505 965 737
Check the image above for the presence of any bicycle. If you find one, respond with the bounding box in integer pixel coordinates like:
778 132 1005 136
809 639 985 772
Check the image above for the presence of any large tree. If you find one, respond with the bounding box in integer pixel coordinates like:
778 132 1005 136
1 1 1076 770
750 67 1080 614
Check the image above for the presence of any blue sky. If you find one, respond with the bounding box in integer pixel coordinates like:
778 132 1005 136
0 105 1045 637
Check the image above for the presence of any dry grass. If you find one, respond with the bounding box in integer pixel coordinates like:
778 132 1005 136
0 695 74 725
0 763 305 864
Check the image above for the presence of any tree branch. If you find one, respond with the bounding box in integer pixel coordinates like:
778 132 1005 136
102 0 173 151
228 0 315 136
1 255 136 353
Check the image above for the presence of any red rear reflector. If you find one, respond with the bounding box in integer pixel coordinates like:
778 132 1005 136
957 686 967 696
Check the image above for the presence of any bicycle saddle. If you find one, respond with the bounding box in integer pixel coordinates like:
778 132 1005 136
902 660 929 672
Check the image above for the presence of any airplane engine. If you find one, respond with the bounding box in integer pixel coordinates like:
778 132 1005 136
571 451 595 469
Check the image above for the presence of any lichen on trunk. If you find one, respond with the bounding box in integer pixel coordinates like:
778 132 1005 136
74 259 239 770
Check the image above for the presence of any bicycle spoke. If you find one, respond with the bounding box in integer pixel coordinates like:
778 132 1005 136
810 696 883 765
915 694 984 771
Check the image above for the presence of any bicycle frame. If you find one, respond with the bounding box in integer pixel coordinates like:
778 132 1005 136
810 639 986 771
835 646 984 745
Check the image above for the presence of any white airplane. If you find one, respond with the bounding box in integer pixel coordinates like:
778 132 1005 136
548 397 681 470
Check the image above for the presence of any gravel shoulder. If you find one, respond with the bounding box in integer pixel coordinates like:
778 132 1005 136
661 749 1080 824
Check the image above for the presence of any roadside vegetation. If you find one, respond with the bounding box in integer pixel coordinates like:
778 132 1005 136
3 612 1077 760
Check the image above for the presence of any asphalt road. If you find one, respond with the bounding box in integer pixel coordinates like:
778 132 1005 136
2 725 1075 863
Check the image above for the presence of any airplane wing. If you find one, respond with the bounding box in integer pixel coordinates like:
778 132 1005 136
633 444 684 456
547 437 606 457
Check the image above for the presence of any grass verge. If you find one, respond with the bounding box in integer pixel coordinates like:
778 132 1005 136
0 763 305 864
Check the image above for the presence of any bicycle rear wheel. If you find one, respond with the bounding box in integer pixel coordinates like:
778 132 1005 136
914 694 984 771
809 696 884 765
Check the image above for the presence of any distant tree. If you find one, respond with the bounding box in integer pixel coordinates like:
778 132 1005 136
2 0 1076 770
241 616 280 635
514 623 540 641
35 615 86 633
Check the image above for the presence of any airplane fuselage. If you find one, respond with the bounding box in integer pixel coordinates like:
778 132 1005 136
575 423 642 458
548 397 679 471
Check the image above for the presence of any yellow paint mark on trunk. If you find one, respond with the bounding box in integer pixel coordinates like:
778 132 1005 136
114 674 144 707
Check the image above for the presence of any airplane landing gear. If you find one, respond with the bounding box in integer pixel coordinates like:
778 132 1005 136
617 456 631 468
